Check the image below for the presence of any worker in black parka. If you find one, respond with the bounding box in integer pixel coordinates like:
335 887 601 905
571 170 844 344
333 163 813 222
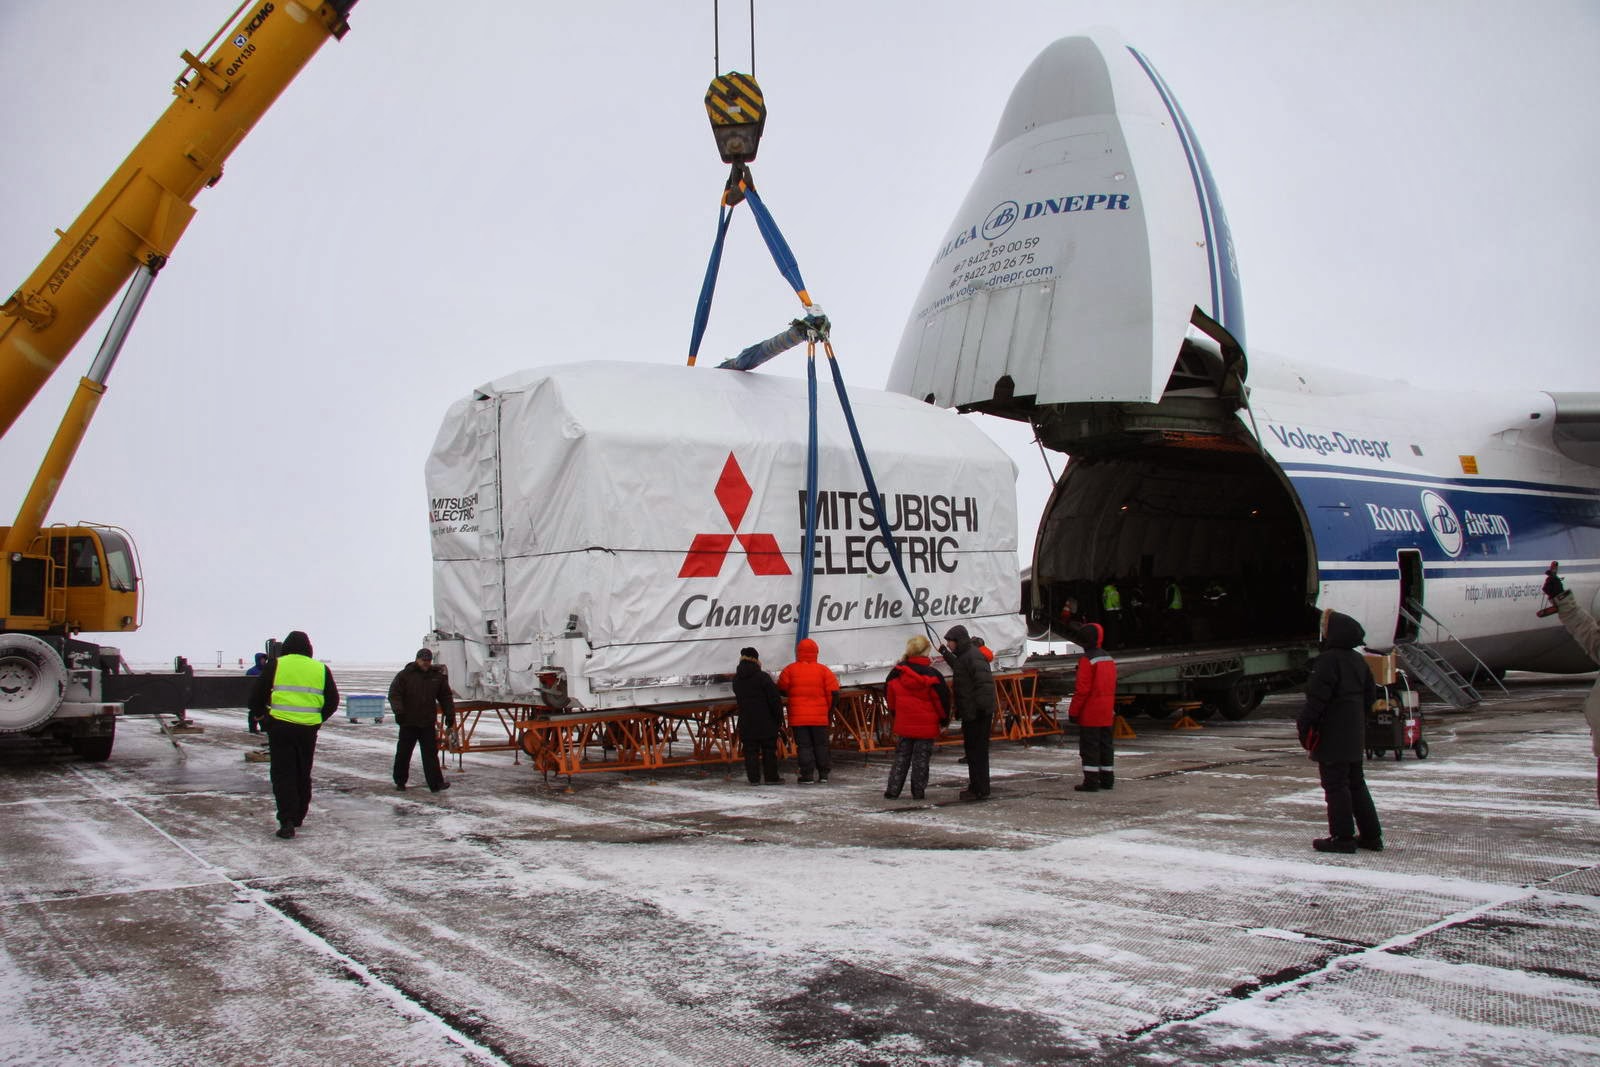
1296 609 1383 854
732 646 786 784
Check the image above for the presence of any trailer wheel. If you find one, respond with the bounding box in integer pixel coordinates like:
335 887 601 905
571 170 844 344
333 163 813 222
1141 700 1173 721
1216 681 1258 721
0 634 68 733
1415 739 1429 760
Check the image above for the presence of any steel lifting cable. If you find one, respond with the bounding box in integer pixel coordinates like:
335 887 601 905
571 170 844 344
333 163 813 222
712 0 756 78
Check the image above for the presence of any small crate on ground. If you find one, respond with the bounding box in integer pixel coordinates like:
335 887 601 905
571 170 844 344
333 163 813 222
346 694 386 723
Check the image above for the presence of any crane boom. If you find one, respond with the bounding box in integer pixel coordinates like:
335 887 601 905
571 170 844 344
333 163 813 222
0 0 359 763
0 0 357 440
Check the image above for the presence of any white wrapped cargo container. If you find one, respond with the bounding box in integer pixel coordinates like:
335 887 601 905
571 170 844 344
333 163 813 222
426 362 1023 708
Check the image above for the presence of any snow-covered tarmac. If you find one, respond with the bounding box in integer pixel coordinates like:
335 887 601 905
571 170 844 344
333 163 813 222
3 674 1598 1065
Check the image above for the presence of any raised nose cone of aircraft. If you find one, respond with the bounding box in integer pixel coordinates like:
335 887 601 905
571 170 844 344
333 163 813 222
985 35 1121 152
887 31 1245 415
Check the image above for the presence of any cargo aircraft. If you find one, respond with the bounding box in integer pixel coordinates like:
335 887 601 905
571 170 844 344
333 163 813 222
886 32 1600 704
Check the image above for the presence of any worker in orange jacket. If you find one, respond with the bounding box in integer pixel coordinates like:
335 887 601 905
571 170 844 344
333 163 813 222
778 637 840 783
1067 623 1118 792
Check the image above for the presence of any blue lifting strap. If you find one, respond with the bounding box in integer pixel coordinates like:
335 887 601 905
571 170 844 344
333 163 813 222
824 350 934 639
742 185 808 297
686 203 736 367
797 351 820 641
683 172 931 645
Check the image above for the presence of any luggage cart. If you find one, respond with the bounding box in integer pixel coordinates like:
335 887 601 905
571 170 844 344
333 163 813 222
1366 676 1427 761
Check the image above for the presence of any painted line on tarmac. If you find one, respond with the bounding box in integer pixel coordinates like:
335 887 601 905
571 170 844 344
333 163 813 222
1120 884 1538 1043
70 764 513 1067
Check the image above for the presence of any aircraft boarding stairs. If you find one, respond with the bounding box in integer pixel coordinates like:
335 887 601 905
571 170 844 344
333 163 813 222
1394 601 1506 709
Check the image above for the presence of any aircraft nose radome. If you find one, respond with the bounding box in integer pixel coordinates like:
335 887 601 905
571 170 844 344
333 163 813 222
887 29 1240 413
986 35 1119 157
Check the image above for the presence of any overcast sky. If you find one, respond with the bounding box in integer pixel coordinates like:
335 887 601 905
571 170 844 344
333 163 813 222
1 0 1595 666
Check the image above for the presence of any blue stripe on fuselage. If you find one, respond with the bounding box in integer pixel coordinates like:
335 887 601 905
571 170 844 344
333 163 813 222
1286 468 1600 567
1127 46 1246 349
1278 461 1600 497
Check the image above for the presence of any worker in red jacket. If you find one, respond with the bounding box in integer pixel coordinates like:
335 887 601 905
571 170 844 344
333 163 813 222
779 637 840 783
1067 623 1118 792
883 634 951 800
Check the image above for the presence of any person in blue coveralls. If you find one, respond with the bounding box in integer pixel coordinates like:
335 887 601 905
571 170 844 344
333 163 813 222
244 652 269 734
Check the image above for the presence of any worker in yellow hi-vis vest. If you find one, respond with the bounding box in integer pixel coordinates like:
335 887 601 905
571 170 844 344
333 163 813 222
1100 579 1123 649
247 630 340 839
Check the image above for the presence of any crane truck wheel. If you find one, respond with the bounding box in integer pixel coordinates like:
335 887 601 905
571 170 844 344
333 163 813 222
68 726 114 763
0 634 69 733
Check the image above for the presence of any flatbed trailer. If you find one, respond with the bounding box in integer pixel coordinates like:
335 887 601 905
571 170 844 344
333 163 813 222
1027 639 1317 720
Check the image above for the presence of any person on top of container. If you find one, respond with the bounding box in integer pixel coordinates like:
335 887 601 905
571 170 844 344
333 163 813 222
1542 565 1600 806
941 624 996 801
778 637 839 783
388 648 455 793
883 634 951 801
732 646 785 785
1296 609 1383 853
247 630 339 840
1066 623 1118 792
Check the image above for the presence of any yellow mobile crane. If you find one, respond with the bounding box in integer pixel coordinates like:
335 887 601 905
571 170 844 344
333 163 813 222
0 1 358 759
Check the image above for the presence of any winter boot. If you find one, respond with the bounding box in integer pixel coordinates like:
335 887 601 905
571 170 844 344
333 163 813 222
1313 837 1357 854
1073 775 1100 793
1099 770 1115 791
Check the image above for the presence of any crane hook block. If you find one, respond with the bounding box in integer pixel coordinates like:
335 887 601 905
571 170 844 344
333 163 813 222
705 72 766 164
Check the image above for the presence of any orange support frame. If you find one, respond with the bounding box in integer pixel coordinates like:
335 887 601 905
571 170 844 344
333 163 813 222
447 669 1064 781
993 670 1063 741
441 702 541 766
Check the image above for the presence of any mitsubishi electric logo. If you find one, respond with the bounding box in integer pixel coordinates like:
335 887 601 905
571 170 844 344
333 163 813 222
678 453 792 578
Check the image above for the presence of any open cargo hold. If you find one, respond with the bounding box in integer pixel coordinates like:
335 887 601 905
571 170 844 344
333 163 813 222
426 362 1024 708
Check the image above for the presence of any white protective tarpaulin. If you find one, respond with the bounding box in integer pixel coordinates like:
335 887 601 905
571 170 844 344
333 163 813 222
427 362 1023 706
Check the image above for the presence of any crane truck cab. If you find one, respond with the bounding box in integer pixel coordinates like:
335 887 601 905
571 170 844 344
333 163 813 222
0 525 139 759
0 1 357 760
